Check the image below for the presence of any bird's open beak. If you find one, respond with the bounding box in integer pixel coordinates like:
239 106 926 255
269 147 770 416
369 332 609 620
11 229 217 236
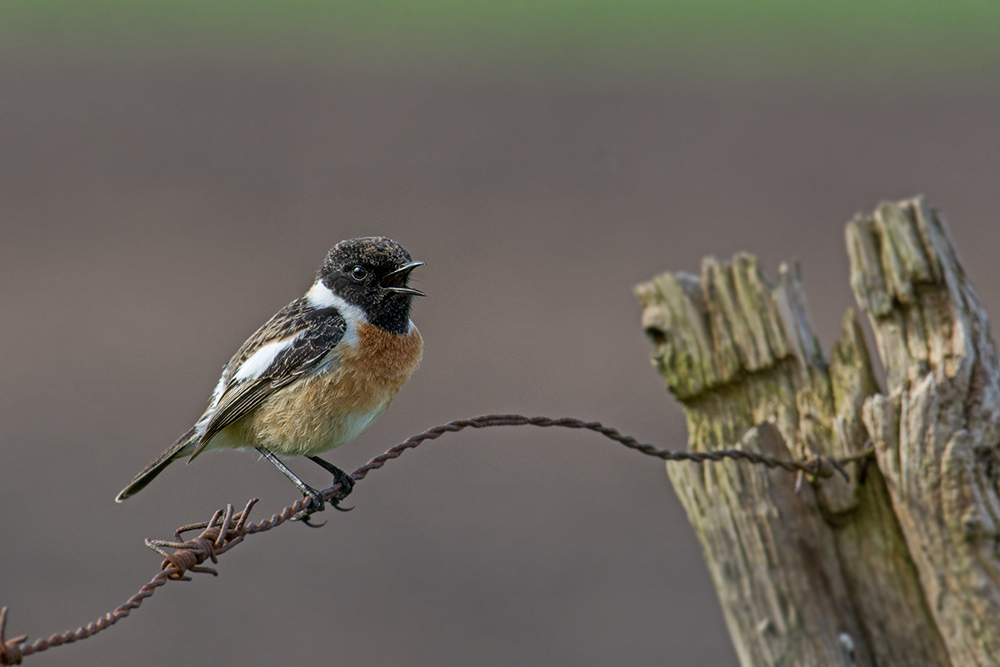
381 261 425 296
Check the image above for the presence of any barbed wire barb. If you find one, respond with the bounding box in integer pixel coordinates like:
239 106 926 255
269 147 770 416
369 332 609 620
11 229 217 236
0 414 875 665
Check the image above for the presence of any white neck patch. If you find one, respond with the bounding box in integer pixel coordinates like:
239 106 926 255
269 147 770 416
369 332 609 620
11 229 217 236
306 280 340 308
305 280 366 346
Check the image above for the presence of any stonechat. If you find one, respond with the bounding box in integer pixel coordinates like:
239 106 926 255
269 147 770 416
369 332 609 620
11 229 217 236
116 237 424 522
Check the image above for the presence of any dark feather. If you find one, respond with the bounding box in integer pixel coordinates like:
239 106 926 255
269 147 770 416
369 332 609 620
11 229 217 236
115 427 198 502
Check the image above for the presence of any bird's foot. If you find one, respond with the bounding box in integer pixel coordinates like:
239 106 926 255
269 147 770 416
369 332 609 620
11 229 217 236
307 457 356 512
291 485 327 527
328 466 355 512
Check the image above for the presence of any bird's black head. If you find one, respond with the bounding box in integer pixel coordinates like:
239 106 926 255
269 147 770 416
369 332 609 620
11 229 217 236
319 237 424 334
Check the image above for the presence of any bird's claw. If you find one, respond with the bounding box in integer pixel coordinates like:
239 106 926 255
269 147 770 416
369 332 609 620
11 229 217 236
291 487 327 526
330 499 354 512
289 463 357 521
324 464 356 512
300 515 327 528
332 474 355 511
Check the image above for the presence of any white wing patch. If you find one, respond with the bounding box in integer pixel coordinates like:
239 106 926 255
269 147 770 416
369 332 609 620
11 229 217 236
208 368 229 409
232 335 301 382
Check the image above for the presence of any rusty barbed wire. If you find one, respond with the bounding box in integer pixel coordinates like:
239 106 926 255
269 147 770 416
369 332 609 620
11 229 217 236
0 414 874 665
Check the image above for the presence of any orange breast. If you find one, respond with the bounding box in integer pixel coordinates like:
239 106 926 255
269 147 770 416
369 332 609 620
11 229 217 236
222 323 423 457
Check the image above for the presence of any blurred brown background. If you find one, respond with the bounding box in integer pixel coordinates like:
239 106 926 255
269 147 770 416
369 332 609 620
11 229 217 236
2 4 1000 666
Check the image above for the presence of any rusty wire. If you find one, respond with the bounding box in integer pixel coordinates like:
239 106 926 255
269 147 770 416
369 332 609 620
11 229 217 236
0 414 874 665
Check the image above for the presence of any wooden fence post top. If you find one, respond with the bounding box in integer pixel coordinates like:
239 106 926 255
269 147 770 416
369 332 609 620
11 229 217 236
635 195 1000 666
849 197 1000 666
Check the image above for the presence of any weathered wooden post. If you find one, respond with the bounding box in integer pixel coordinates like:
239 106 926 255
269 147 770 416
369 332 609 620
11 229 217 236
635 197 998 666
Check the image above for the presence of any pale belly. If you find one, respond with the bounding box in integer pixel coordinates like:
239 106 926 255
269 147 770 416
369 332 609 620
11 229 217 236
212 374 395 457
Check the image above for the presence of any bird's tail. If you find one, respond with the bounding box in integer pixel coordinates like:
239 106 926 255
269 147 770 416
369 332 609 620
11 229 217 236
115 427 199 502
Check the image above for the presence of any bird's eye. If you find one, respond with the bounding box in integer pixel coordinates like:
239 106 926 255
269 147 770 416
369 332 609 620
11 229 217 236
350 265 368 282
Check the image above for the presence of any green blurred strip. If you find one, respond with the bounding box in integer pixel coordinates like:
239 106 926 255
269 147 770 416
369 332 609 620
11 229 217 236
2 0 999 74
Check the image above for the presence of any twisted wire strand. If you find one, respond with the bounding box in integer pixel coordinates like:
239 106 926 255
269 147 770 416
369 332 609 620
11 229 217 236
0 414 874 665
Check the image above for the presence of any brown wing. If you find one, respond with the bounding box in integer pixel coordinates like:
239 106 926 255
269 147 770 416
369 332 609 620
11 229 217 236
188 305 347 459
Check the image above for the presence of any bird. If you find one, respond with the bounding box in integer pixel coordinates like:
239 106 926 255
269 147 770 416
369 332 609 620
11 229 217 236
116 236 424 523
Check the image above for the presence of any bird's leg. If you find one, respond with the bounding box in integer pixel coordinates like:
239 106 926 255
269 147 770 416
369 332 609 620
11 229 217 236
255 446 327 526
307 455 355 511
